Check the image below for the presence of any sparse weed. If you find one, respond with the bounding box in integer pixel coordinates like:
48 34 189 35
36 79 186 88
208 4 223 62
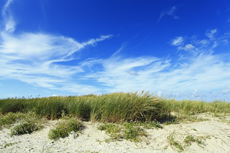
184 135 195 146
168 131 184 151
10 112 44 136
182 116 210 123
168 132 207 151
3 141 21 148
130 120 163 129
48 118 82 140
98 124 107 131
163 118 179 125
98 122 147 142
144 120 163 129
0 112 26 129
103 123 122 140
123 122 147 142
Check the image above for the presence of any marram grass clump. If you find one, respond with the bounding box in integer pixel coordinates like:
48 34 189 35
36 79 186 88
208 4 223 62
0 91 229 124
97 120 162 142
0 91 170 122
10 112 44 136
89 91 169 122
0 112 26 129
48 118 83 140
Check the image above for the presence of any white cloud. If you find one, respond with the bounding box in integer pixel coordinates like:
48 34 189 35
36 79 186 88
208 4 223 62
2 0 15 32
0 0 112 95
171 37 184 46
126 70 138 76
1 1 230 102
183 44 194 50
179 44 195 51
206 29 217 40
0 33 112 93
158 6 179 22
77 32 230 101
199 39 209 46
2 0 13 15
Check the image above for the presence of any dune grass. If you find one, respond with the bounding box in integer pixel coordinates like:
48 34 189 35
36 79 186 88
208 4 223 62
160 98 230 116
0 91 229 142
0 91 229 124
48 117 83 140
0 91 169 122
0 112 26 129
168 132 208 152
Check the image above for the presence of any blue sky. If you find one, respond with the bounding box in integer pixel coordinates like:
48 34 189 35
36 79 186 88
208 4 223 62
0 0 230 102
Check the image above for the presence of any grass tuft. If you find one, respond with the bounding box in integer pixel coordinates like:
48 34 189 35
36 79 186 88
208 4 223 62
168 131 184 151
0 112 26 129
48 118 82 140
98 122 148 142
10 112 44 136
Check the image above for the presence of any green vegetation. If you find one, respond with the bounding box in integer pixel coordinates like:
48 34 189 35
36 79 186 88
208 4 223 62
3 141 21 148
168 131 184 151
10 112 44 136
98 122 147 142
0 91 229 144
184 135 206 147
0 92 169 122
48 118 83 140
161 98 230 116
168 132 208 152
123 122 147 142
1 92 229 123
0 112 26 129
97 120 162 142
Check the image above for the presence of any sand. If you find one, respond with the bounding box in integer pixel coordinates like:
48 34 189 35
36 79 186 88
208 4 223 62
0 113 230 153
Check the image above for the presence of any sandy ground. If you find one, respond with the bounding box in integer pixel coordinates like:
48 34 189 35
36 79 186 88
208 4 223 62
0 113 230 153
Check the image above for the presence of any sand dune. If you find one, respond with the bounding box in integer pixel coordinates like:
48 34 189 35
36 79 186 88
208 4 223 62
0 113 230 153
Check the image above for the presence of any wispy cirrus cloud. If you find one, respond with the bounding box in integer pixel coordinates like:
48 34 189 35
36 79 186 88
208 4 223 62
75 28 230 101
206 29 217 40
1 0 230 102
171 36 184 46
0 0 112 95
82 49 230 101
158 6 179 22
2 0 15 32
171 29 222 54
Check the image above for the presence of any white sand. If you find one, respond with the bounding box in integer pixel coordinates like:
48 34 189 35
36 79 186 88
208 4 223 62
0 113 230 153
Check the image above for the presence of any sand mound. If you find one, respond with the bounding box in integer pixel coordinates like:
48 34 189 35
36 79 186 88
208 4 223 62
0 113 230 153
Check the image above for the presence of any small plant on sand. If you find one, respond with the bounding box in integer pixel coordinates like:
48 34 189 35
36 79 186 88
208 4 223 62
184 134 207 148
123 122 147 142
163 118 180 125
98 123 107 131
0 112 26 129
102 123 122 140
127 120 163 129
10 113 43 136
48 118 82 140
168 131 184 151
98 122 147 142
184 135 195 146
168 132 208 151
3 141 21 148
183 116 210 123
142 120 163 129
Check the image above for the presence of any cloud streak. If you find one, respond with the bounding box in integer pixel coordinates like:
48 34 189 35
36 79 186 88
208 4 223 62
1 1 230 102
2 0 15 32
158 6 179 22
0 0 112 95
